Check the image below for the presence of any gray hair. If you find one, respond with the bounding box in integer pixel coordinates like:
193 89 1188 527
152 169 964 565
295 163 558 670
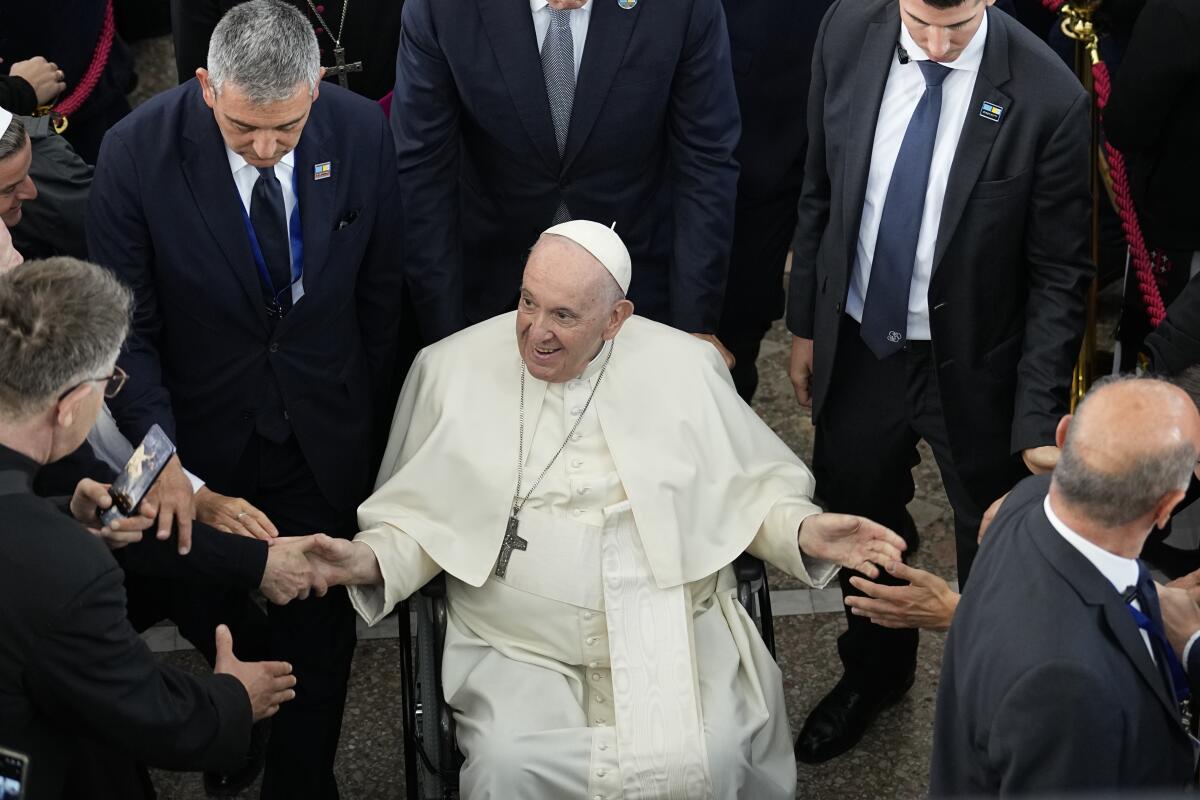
206 0 321 104
0 117 27 162
0 257 132 420
1054 375 1197 527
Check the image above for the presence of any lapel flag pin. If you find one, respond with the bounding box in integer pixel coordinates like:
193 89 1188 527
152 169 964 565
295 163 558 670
979 101 1004 123
617 0 637 8
313 161 332 180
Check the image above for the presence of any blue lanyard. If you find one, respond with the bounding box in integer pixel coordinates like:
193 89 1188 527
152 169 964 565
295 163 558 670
238 166 305 311
1128 602 1191 705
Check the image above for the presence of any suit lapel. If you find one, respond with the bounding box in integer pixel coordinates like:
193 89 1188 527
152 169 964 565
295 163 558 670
932 7 1011 274
180 92 269 334
477 0 560 172
1030 508 1181 723
560 0 640 174
841 6 898 267
292 122 335 308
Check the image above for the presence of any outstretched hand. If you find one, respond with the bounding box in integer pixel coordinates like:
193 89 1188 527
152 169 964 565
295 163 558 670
213 624 296 721
845 561 959 631
797 513 906 579
302 533 383 591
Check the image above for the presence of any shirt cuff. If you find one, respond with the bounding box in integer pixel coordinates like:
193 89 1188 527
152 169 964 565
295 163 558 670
347 525 440 626
1184 630 1200 669
747 498 837 589
183 468 205 493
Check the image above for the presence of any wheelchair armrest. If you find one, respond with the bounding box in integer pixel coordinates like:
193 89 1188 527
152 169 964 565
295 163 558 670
419 572 448 599
733 553 766 584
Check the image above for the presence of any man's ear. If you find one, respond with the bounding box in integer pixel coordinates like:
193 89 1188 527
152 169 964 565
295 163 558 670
1154 488 1188 530
1055 415 1072 449
604 299 635 340
197 68 216 109
54 383 92 430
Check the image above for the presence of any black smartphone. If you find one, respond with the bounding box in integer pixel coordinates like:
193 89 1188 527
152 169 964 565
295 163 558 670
0 746 28 800
99 424 177 528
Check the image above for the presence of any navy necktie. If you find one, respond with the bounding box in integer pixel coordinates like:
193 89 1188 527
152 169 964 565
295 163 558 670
859 60 952 358
541 7 574 224
1126 561 1190 705
249 166 293 314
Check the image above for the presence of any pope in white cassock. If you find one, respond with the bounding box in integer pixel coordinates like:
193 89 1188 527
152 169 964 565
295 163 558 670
305 221 906 799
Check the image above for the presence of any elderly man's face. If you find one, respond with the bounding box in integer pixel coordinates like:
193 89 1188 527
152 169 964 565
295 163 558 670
899 0 993 63
198 73 317 168
516 236 631 383
0 136 38 226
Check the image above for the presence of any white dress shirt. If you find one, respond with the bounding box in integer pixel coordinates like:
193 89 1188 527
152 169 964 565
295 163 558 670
530 0 592 76
226 148 305 304
847 12 988 340
1044 496 1155 661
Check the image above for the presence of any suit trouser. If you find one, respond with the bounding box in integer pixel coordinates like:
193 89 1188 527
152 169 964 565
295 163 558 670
718 194 796 402
226 433 359 800
813 318 984 693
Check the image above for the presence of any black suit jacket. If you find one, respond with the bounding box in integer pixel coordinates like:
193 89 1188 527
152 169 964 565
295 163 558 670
87 80 404 513
788 0 1093 507
0 445 250 800
930 475 1194 796
394 0 741 341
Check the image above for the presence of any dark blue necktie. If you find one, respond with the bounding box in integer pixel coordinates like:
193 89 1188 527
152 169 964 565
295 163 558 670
859 60 952 359
249 167 293 314
1126 562 1190 705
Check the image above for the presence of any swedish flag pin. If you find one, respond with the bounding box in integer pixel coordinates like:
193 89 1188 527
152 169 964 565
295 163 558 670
617 0 637 9
313 161 332 180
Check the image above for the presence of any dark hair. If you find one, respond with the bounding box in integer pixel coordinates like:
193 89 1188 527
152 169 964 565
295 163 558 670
921 0 984 9
0 117 27 162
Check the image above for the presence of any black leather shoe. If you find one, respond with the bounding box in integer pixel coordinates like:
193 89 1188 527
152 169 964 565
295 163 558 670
204 719 270 797
794 672 914 764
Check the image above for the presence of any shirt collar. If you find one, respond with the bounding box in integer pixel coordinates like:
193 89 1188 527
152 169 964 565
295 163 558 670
1044 496 1140 595
226 147 296 177
529 0 591 13
898 6 988 73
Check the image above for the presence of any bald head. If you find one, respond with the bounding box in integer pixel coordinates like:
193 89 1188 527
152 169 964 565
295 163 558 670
1053 377 1200 529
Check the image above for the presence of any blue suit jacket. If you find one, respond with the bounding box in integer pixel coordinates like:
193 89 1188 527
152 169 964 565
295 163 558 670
87 81 404 512
393 0 740 341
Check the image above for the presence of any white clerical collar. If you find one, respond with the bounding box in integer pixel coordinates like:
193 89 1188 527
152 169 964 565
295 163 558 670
226 147 296 178
575 339 611 382
898 5 988 73
529 0 591 13
1044 495 1140 595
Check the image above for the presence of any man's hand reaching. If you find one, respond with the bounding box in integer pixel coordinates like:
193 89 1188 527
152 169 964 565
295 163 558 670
844 561 960 631
260 536 325 604
213 624 296 721
69 478 155 549
304 534 384 590
196 486 279 541
143 455 195 555
797 513 907 579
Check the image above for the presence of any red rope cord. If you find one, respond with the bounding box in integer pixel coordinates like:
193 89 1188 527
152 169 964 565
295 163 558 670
1041 0 1168 326
53 0 116 118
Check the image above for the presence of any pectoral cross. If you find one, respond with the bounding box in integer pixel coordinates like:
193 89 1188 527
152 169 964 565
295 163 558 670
494 514 529 578
327 46 363 89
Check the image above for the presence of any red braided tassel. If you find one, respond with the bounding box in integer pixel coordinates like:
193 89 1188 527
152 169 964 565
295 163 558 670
1039 0 1168 326
54 0 116 118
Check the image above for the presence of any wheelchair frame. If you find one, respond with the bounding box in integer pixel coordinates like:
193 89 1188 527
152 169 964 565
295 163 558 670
399 554 776 800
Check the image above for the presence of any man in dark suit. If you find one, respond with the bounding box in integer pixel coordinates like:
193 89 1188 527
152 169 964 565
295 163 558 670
717 0 832 401
0 256 297 800
931 377 1198 795
86 2 404 796
394 0 740 362
787 0 1094 761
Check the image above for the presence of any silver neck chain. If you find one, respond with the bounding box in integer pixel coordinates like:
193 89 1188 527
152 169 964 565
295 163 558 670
511 341 614 517
304 0 349 47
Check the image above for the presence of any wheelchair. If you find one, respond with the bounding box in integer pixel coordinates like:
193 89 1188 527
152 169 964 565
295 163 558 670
398 554 776 800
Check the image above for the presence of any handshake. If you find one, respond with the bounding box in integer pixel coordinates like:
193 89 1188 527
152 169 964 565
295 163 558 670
258 534 379 605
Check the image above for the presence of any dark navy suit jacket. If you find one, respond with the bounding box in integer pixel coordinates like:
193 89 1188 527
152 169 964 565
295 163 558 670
87 80 404 512
393 0 741 341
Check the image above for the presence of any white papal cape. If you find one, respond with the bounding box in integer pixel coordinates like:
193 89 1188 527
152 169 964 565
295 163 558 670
348 313 835 799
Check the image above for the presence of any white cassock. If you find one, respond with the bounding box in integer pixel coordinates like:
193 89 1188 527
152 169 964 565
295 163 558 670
348 313 837 799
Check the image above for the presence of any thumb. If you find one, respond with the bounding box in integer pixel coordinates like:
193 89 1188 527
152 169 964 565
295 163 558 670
214 624 234 666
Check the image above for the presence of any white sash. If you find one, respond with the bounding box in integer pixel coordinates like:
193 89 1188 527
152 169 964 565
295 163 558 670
602 502 713 800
